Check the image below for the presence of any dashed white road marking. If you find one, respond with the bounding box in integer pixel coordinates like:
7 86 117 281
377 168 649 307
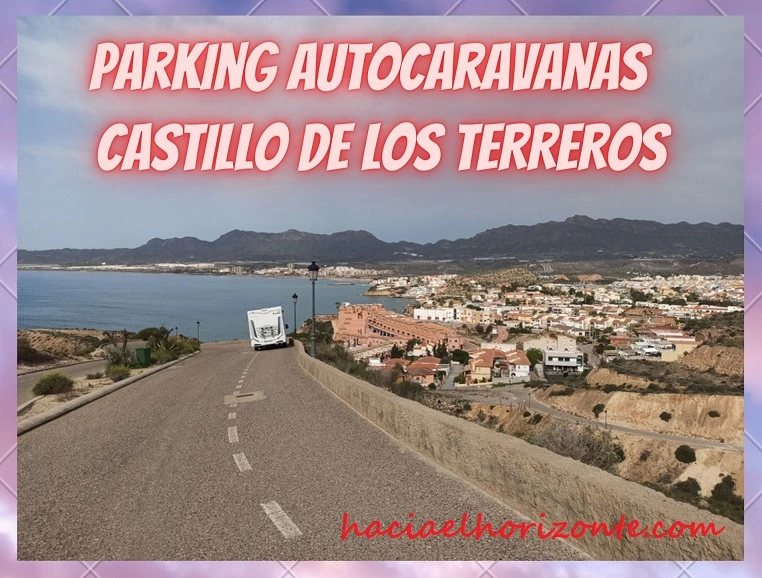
235 384 242 390
228 425 239 443
230 403 238 408
228 412 237 420
260 501 303 539
233 453 251 471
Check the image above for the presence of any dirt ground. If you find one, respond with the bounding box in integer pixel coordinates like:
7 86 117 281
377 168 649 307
425 388 744 498
18 367 149 422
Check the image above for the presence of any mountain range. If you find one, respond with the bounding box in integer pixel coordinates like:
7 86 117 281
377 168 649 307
18 216 743 265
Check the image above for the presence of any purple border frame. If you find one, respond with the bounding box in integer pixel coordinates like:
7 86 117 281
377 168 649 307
1 1 759 576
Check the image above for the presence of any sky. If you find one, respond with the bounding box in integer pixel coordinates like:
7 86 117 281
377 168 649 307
15 14 743 250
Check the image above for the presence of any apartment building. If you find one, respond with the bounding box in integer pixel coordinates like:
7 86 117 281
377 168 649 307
335 304 463 351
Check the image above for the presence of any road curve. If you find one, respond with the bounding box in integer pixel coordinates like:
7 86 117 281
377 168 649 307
436 386 742 453
17 341 586 561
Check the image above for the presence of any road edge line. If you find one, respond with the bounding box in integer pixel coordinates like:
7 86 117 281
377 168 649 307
17 351 200 436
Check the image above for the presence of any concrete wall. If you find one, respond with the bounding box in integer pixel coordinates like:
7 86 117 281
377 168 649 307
295 342 743 561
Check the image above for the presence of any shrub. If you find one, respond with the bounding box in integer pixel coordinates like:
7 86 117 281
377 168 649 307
529 424 625 474
175 338 201 355
671 478 701 504
549 387 575 397
18 336 54 365
105 364 130 382
675 445 696 464
463 402 472 411
660 411 672 422
104 346 137 368
523 410 531 417
153 347 179 365
708 476 744 524
593 403 605 418
32 372 75 395
135 327 162 340
389 380 423 401
708 410 721 418
427 383 436 390
86 372 104 379
530 413 543 425
476 410 486 421
639 450 651 462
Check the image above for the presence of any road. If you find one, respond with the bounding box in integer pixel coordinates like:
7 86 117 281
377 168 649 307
17 341 146 405
435 386 742 453
17 342 586 561
579 343 601 369
439 362 464 389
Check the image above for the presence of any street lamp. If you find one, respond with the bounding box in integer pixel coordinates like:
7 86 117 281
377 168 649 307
196 320 200 342
292 293 298 338
308 261 320 357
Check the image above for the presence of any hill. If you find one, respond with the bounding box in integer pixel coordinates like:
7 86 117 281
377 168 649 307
18 216 743 265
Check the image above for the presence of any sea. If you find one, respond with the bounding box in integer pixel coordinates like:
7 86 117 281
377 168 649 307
18 270 413 342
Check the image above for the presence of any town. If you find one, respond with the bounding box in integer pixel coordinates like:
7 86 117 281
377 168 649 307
326 270 743 387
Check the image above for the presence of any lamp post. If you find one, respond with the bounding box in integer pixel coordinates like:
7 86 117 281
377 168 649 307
196 320 200 342
292 293 298 338
308 261 320 357
175 326 179 338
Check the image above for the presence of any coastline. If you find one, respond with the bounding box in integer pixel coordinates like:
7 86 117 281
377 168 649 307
18 267 375 284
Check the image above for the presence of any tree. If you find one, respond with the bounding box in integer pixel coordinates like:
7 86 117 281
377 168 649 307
526 348 543 368
451 349 470 365
675 445 696 464
630 289 650 303
405 338 421 352
390 344 404 359
593 403 605 418
433 341 448 358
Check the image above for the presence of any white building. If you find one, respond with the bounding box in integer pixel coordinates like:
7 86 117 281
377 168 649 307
413 307 458 322
543 350 585 375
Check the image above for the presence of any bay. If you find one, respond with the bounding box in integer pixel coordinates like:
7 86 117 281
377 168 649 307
18 270 413 342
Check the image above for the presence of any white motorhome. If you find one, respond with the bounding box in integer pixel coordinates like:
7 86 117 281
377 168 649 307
247 306 289 350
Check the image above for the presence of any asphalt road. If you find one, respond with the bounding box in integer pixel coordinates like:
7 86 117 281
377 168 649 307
436 386 742 453
18 340 147 405
17 341 587 561
18 360 108 405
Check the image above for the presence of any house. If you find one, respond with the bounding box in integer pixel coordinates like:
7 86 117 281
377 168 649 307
495 350 531 379
466 349 504 383
543 349 585 376
522 334 577 353
407 356 444 386
466 348 531 384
